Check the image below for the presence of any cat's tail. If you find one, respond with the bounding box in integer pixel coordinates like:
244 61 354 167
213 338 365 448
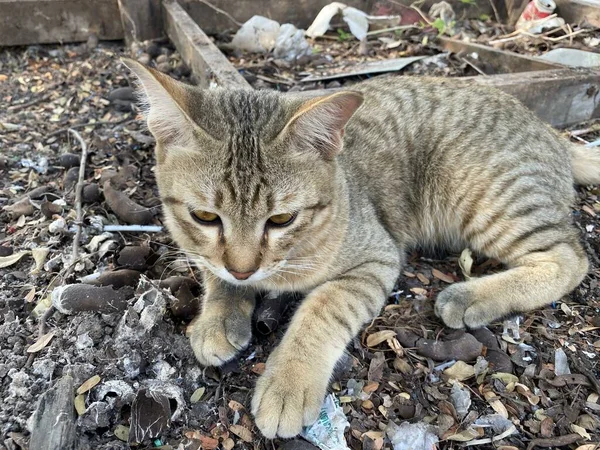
570 144 600 185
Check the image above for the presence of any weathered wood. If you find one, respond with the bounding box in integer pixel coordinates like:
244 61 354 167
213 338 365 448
0 0 123 47
118 0 163 45
163 1 249 88
472 69 600 127
555 0 600 27
29 374 77 450
178 0 370 34
439 37 564 73
505 0 530 25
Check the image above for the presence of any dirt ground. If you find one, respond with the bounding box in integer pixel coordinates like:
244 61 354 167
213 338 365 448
1 28 600 450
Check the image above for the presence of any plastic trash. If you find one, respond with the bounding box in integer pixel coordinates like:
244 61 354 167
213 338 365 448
231 16 312 61
231 16 281 53
301 394 350 450
450 382 471 419
515 0 565 33
306 2 400 41
386 421 439 450
538 48 600 67
554 348 572 376
274 24 312 61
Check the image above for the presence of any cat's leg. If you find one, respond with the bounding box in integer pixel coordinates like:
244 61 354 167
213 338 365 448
251 254 400 438
188 275 256 366
435 226 588 329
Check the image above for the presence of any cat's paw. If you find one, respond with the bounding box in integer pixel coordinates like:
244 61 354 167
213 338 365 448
435 283 473 329
251 355 326 439
188 311 252 366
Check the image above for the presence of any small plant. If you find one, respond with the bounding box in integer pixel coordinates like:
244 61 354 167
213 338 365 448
336 28 352 41
432 18 456 35
461 0 478 5
479 13 491 20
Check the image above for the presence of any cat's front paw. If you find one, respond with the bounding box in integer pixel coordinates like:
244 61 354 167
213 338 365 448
251 354 326 439
435 283 473 329
188 311 252 366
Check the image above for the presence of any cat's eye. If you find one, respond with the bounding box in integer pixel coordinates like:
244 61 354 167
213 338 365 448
268 213 296 227
191 210 220 224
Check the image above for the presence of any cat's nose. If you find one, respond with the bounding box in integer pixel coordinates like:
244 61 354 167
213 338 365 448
227 268 257 280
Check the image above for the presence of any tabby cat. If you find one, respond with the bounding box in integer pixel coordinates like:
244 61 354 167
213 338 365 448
124 59 600 439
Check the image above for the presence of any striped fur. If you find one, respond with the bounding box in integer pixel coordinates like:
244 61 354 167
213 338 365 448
124 60 600 439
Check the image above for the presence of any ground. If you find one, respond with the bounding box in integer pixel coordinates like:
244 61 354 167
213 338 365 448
1 26 600 450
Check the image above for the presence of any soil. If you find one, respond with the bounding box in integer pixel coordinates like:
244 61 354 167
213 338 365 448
1 31 600 450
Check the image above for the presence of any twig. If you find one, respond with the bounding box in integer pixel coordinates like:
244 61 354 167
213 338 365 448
104 224 164 232
48 117 135 137
366 25 419 36
8 92 54 112
409 4 433 25
487 0 503 28
460 57 488 76
192 0 242 27
68 129 88 262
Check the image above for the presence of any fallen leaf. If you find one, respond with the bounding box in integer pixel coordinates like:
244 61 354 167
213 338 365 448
417 273 430 285
363 430 385 440
228 400 244 411
582 205 596 217
492 373 519 385
222 438 235 450
366 330 396 347
386 337 404 356
446 427 482 441
432 268 454 283
229 424 253 443
484 391 509 419
393 357 412 374
0 250 30 269
251 362 266 375
30 247 49 274
444 361 475 381
362 399 374 409
459 248 473 279
77 375 101 395
363 382 379 393
114 425 130 442
575 446 600 450
190 387 205 404
185 431 219 449
74 394 86 415
410 287 428 295
368 352 387 382
24 287 36 303
571 424 591 440
27 331 55 353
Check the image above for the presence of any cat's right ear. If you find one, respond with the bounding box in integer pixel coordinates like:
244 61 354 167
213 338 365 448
121 58 198 152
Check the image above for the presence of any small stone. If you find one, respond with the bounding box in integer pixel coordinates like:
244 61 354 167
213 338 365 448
82 183 102 203
137 53 151 65
58 153 81 169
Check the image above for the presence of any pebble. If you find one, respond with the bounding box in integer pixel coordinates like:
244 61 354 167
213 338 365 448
137 53 151 65
58 153 81 169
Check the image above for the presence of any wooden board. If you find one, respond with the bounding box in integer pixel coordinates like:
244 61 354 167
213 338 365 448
163 1 250 89
0 0 123 46
439 37 564 73
118 0 163 45
473 69 600 127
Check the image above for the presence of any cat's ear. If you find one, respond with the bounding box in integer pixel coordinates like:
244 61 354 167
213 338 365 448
121 58 197 148
283 91 364 159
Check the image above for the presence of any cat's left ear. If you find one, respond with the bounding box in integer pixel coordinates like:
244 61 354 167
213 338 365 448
283 91 364 160
121 58 199 151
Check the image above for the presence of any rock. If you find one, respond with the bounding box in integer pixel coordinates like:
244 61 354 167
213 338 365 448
137 53 151 65
28 375 77 450
58 153 81 169
82 183 102 203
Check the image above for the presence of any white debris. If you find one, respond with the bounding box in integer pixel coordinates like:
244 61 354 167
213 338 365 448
386 421 439 450
301 394 350 450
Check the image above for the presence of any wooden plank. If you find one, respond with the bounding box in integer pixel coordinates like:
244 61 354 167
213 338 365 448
118 0 163 45
29 375 77 450
163 1 249 88
439 37 564 74
555 0 600 27
472 69 600 127
0 0 123 46
178 0 370 34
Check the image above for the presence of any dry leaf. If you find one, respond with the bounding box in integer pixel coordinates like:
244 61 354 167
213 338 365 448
571 424 591 440
229 424 253 443
443 361 475 381
77 375 101 395
27 331 55 353
185 431 219 449
31 247 49 274
582 205 596 217
575 446 600 450
386 337 404 356
417 273 430 285
362 399 374 409
222 438 235 450
366 330 396 347
251 362 266 375
363 382 379 393
432 268 454 283
114 425 130 442
24 287 36 303
393 357 412 374
0 250 30 269
190 387 205 404
459 248 473 279
484 391 509 418
74 394 86 415
446 427 482 441
410 287 428 295
228 400 245 411
363 430 385 440
492 373 519 385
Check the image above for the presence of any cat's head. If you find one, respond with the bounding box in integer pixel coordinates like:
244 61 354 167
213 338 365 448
123 60 363 288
